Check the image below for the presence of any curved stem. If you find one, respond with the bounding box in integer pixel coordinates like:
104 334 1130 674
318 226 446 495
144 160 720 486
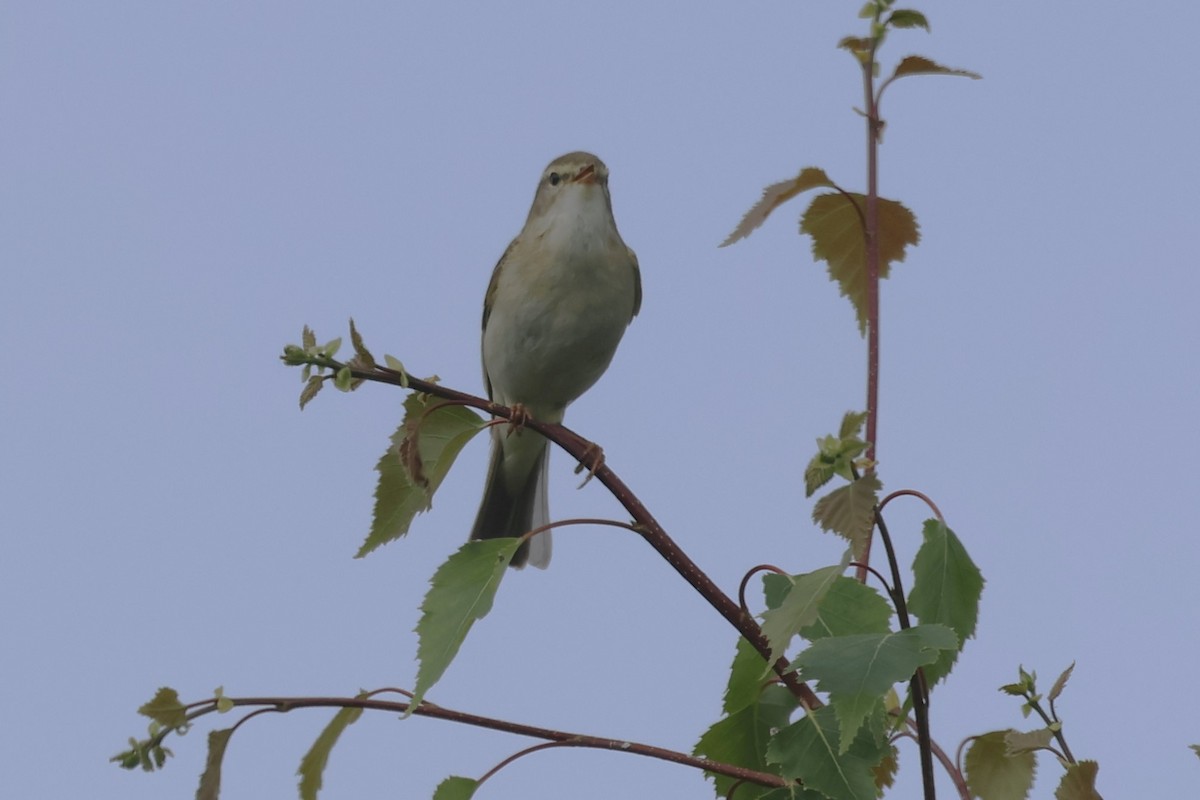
896 727 971 800
878 489 945 523
737 564 788 617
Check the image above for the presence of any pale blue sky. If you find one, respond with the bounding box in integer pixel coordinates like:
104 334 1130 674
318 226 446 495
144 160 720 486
3 2 1198 798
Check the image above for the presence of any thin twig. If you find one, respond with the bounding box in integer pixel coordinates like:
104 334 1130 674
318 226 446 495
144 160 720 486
212 695 794 789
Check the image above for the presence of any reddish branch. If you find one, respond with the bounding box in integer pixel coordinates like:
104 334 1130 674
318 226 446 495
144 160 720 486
348 363 820 708
209 695 791 789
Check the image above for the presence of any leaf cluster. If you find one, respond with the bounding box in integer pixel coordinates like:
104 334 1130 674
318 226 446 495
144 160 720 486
962 665 1107 800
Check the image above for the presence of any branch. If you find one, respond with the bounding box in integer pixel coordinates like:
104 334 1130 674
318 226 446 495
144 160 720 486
212 694 794 789
327 359 821 708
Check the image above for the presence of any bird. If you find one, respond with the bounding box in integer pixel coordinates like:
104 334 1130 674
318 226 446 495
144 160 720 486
469 152 642 568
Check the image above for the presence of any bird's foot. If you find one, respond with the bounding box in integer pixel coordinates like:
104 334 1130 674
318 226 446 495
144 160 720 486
504 403 532 436
574 441 605 488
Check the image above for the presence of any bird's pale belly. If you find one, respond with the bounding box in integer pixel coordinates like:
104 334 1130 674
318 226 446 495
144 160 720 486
484 290 630 415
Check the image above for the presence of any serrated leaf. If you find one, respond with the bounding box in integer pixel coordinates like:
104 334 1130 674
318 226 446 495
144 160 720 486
964 730 1037 800
838 36 874 54
358 395 486 557
792 625 958 696
804 416 870 497
302 325 316 349
721 167 839 247
886 9 929 30
196 728 234 800
829 694 885 755
724 635 771 715
762 572 793 610
907 520 984 684
1055 760 1101 800
766 705 887 800
410 539 520 711
801 193 919 334
297 701 366 800
1191 744 1200 760
433 776 479 800
1048 662 1075 703
138 687 187 729
873 744 899 793
838 411 867 439
1005 727 1055 755
890 55 981 82
347 318 375 370
299 375 324 410
804 458 837 498
812 474 881 558
792 626 955 754
760 565 845 666
798 576 893 641
694 684 798 800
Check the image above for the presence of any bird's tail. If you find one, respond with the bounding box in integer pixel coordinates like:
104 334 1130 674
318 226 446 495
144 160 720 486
469 431 551 568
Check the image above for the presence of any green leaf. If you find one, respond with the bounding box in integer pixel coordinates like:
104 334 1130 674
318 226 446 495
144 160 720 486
138 687 187 729
766 705 888 800
838 411 867 439
213 686 234 714
333 366 353 391
872 744 899 794
1191 744 1200 760
811 474 881 558
1048 662 1074 703
889 55 981 82
358 394 486 558
791 625 957 750
800 193 919 334
804 413 869 497
1005 727 1055 755
383 354 410 387
907 520 984 684
792 626 959 695
297 701 366 800
196 728 234 800
322 337 342 358
837 36 874 65
721 167 840 247
762 572 793 610
433 776 479 800
963 730 1036 800
886 9 929 30
302 325 316 350
411 539 520 711
694 684 797 800
798 576 893 641
724 634 771 715
760 565 845 666
299 375 324 409
1055 760 1101 800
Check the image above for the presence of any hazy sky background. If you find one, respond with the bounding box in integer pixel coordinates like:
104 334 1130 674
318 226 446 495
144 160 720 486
3 2 1198 798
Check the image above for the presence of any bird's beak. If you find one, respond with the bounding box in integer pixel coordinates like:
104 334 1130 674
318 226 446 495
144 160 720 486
573 164 597 185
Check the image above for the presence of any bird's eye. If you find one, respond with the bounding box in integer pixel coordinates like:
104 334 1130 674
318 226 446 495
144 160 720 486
548 172 561 186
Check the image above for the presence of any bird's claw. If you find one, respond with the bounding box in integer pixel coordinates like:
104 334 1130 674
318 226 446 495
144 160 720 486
504 403 531 437
574 442 605 488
